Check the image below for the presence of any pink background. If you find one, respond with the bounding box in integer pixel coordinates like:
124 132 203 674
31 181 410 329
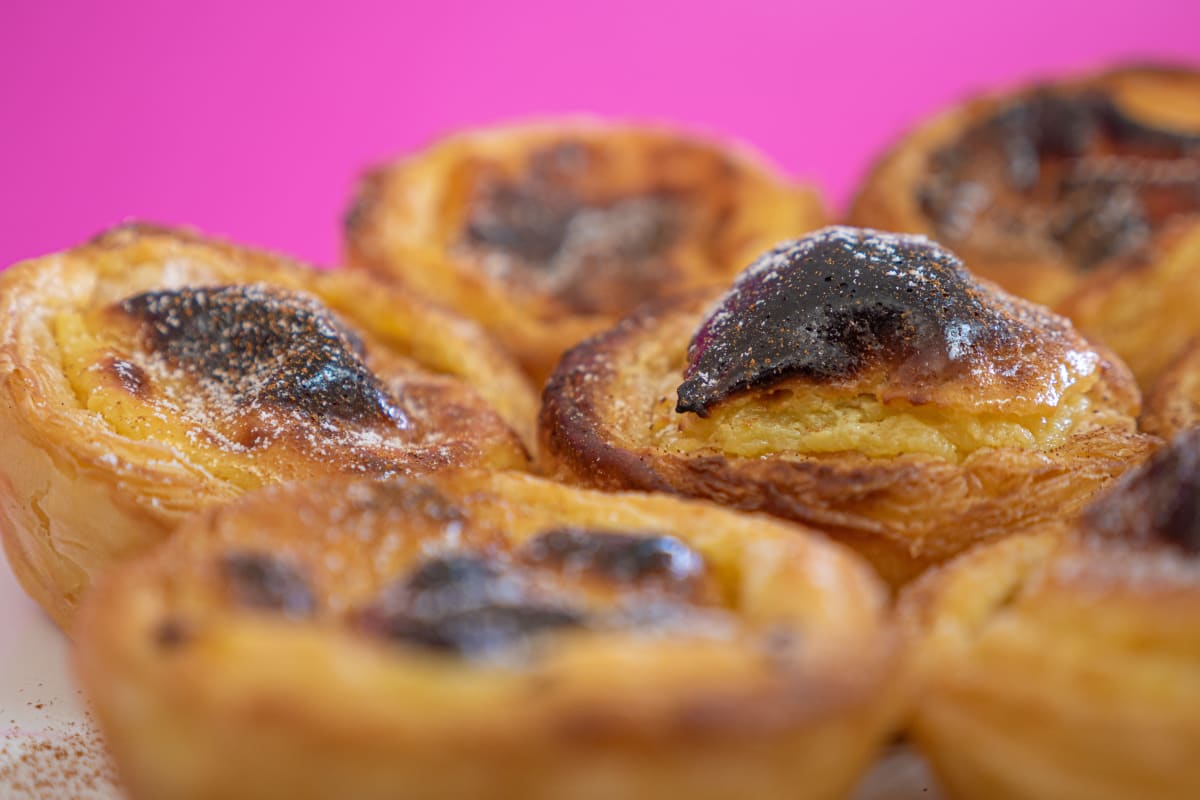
2 1 1197 269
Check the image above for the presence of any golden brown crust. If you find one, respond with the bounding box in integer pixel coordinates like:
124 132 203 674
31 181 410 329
849 64 1200 309
74 471 902 800
899 430 1200 800
1059 218 1200 389
0 224 535 628
539 230 1155 586
1142 335 1200 437
345 120 827 383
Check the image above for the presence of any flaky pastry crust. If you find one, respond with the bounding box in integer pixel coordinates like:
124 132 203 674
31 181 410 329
900 430 1200 800
1142 333 1200 438
0 224 534 628
850 64 1200 309
1058 219 1200 388
345 120 826 382
74 471 902 800
540 228 1155 585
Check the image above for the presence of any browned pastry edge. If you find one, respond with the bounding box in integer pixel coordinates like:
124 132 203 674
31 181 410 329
1057 217 1200 390
1142 335 1200 437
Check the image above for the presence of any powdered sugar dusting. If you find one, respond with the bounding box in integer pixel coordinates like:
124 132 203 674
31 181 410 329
103 283 493 480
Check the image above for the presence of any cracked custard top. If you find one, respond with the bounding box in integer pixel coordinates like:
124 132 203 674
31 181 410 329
677 227 1099 418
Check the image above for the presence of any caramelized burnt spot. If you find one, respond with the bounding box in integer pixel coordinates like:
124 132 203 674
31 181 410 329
920 88 1200 269
1083 428 1200 555
152 619 192 650
355 554 585 657
118 285 405 425
102 356 151 398
220 552 317 618
677 227 1027 416
460 142 682 314
522 528 705 590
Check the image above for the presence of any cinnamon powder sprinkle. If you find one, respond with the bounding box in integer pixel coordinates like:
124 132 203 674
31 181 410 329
0 713 119 799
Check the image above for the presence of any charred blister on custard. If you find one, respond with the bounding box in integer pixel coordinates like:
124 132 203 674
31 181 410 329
522 528 705 590
359 604 586 657
118 285 406 426
220 551 317 619
1083 428 1200 556
676 227 1022 416
460 142 683 314
919 87 1200 269
355 554 586 657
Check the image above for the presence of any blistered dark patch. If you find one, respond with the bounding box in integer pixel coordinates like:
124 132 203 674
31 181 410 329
360 604 585 656
676 227 1012 416
152 618 191 650
522 528 705 587
920 88 1200 269
356 553 585 656
461 143 681 314
1084 428 1200 555
119 285 404 424
400 555 524 619
220 551 317 618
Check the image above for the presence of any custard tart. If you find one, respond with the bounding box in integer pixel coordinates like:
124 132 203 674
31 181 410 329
540 226 1154 585
345 120 827 383
850 64 1200 309
0 224 534 628
901 428 1200 800
74 470 901 800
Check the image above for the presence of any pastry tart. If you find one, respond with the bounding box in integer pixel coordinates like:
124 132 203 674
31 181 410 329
850 64 1200 308
539 226 1154 585
74 470 901 800
900 428 1200 800
344 120 827 382
0 224 534 628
